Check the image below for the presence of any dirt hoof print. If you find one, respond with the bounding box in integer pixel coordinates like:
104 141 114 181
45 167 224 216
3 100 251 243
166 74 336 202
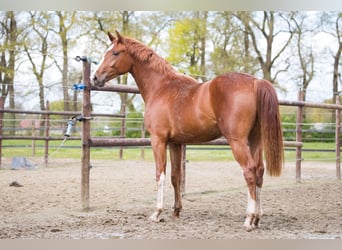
9 181 23 187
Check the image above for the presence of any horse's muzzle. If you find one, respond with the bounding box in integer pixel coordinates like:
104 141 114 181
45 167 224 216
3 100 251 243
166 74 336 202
91 74 105 87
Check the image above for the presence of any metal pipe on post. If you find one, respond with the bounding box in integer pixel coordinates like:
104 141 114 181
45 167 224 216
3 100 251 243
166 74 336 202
296 90 304 182
335 95 341 180
81 58 91 210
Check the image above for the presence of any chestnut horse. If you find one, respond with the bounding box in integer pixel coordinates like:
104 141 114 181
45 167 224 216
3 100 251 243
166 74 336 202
91 31 284 231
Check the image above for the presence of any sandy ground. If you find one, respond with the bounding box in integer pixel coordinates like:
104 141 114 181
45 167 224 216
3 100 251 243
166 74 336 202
0 158 341 239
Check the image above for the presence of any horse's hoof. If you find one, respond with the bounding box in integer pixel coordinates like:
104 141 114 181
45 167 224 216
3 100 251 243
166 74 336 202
149 217 165 223
172 208 181 218
243 218 257 232
243 213 261 232
149 212 165 222
244 223 256 232
172 214 180 219
149 215 159 222
171 213 180 221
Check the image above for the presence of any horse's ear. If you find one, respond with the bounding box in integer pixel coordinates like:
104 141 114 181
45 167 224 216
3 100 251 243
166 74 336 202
107 31 116 42
115 30 124 44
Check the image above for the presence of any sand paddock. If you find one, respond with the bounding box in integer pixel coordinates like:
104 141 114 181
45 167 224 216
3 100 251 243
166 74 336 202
0 158 341 239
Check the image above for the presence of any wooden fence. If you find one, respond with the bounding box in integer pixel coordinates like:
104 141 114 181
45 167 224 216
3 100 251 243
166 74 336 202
0 99 125 168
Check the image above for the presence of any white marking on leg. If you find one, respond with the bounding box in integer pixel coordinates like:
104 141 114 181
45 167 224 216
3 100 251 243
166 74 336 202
251 186 262 229
156 172 165 210
246 189 256 215
149 172 166 222
255 187 262 216
244 189 256 231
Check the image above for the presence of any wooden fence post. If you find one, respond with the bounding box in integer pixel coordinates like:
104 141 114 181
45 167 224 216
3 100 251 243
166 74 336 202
336 95 341 180
296 90 304 182
44 100 50 167
0 97 4 168
181 144 186 196
31 120 36 156
81 58 91 210
119 104 126 160
141 122 145 160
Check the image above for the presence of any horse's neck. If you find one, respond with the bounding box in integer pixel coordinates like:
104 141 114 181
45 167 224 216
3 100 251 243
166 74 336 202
130 64 174 103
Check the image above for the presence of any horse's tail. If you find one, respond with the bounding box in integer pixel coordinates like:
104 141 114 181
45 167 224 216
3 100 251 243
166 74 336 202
255 79 284 176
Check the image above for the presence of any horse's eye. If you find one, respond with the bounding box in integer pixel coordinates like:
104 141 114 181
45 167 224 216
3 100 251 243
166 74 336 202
112 51 120 56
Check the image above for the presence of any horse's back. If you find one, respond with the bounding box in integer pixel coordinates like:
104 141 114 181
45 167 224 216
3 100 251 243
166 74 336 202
210 72 257 93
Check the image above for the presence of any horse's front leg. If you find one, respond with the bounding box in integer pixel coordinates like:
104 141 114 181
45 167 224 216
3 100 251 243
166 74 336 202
169 142 183 218
149 136 167 222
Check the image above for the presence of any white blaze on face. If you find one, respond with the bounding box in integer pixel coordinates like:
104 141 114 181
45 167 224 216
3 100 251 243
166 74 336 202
98 44 115 69
91 44 115 83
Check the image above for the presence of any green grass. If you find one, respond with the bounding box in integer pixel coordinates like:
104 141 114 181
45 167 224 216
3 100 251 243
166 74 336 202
285 142 338 162
1 139 339 162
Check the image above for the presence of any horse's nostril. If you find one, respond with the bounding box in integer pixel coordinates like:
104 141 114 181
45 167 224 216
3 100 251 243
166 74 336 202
91 75 99 85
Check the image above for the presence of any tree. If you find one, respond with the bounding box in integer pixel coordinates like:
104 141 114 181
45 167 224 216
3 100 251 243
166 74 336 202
332 13 342 104
0 11 20 135
209 11 258 76
24 11 53 112
235 11 295 85
51 11 78 112
139 11 176 48
117 11 135 114
167 11 208 82
292 12 315 102
321 12 342 113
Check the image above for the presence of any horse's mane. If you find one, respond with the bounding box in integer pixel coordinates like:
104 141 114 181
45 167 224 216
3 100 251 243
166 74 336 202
123 37 176 74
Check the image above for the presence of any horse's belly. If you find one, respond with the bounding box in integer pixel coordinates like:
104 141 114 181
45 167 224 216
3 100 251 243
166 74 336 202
170 123 221 144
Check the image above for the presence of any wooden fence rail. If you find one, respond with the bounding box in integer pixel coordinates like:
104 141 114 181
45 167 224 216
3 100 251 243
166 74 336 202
0 100 125 167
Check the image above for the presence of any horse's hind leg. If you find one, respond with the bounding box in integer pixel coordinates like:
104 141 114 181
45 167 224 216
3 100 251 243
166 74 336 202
229 139 258 232
248 127 265 229
169 142 183 218
250 143 264 229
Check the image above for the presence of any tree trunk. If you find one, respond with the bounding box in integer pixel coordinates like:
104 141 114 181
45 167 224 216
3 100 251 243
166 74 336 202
332 41 342 105
0 11 18 136
199 11 208 82
62 30 70 112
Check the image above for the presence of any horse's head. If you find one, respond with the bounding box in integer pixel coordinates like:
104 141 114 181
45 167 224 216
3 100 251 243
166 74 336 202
91 31 134 87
